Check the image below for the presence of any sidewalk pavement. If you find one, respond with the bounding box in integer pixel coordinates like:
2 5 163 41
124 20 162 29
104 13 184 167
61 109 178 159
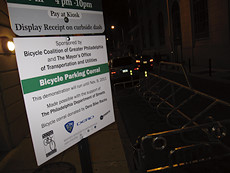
184 65 230 103
183 64 230 83
156 63 230 102
0 100 130 173
157 61 230 83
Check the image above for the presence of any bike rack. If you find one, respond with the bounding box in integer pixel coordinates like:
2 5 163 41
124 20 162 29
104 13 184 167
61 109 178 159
113 78 141 90
132 62 230 172
134 121 230 172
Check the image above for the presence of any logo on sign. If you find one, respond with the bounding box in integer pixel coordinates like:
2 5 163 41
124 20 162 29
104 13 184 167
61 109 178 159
77 115 94 126
100 110 111 120
65 121 74 133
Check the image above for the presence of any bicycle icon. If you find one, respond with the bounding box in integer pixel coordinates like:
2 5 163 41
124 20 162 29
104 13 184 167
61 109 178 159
42 130 57 157
43 135 56 151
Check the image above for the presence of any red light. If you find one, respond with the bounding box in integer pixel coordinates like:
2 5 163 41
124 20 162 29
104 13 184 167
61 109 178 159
111 71 116 75
134 68 139 71
136 60 140 63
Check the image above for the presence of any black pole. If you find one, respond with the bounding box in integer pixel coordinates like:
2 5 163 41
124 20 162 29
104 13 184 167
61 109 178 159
209 58 212 77
78 138 93 173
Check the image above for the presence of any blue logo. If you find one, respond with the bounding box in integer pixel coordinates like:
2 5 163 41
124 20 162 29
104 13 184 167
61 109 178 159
76 115 94 126
65 121 74 133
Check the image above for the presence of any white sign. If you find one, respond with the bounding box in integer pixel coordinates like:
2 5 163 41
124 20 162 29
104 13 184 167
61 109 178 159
14 35 115 165
7 0 104 36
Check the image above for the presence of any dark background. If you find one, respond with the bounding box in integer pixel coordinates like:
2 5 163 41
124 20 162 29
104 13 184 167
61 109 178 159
102 0 129 30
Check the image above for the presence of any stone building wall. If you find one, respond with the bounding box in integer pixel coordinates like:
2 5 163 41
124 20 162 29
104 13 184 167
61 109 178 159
0 1 29 151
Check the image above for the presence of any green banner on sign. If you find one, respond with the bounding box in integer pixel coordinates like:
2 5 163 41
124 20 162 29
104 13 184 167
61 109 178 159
21 63 109 94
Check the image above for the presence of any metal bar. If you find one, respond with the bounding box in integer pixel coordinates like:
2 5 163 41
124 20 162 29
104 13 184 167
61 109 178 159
156 95 196 124
181 64 192 88
145 77 163 92
166 93 197 120
166 93 197 127
143 120 230 139
171 84 176 106
113 79 141 90
159 61 193 87
143 79 167 98
147 153 230 172
182 101 217 128
149 72 230 107
168 143 211 168
156 86 182 108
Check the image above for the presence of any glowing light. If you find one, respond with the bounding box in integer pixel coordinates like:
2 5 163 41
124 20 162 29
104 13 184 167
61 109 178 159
7 41 15 51
1 37 15 53
111 25 115 30
130 70 133 76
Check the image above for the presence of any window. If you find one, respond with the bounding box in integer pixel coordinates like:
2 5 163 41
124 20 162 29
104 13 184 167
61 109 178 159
172 2 182 43
229 0 230 40
141 25 146 48
148 20 154 47
192 0 209 39
158 12 165 45
129 8 132 17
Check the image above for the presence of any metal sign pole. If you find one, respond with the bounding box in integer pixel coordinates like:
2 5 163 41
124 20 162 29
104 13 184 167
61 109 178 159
78 138 93 173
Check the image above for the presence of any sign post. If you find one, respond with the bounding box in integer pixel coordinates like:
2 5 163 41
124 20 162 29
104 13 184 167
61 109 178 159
78 138 93 173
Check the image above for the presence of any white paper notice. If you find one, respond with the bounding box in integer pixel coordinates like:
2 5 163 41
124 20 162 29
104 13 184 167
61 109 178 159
14 35 115 166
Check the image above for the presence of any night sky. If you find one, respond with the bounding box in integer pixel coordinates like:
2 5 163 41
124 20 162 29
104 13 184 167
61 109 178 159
102 0 129 30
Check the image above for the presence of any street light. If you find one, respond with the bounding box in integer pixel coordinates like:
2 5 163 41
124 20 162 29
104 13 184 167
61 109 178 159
111 25 115 30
